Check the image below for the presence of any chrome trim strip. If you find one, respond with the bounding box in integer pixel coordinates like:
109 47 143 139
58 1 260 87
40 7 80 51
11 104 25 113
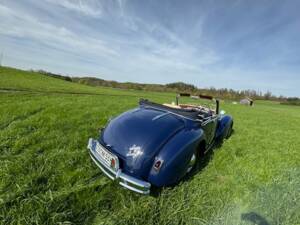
119 172 151 188
88 138 151 194
119 182 150 194
152 112 170 121
201 115 220 126
90 153 115 180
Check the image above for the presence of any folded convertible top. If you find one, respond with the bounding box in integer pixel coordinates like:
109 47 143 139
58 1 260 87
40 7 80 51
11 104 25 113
139 99 202 121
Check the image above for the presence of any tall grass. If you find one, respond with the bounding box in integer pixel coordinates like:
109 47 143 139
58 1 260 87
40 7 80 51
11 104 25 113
0 67 299 224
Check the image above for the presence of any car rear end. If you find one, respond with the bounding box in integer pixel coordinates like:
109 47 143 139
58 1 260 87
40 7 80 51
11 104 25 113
87 138 151 194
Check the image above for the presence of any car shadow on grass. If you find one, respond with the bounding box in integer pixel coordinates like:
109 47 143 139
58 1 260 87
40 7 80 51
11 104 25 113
241 212 270 225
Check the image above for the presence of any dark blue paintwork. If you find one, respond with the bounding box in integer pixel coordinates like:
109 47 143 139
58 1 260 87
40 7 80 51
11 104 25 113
216 115 233 140
148 127 204 186
98 101 233 187
100 107 184 179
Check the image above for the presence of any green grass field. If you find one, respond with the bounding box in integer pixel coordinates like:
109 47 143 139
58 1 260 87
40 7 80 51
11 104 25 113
0 67 299 225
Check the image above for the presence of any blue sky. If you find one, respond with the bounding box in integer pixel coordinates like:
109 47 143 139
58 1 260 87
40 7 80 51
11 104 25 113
0 0 299 97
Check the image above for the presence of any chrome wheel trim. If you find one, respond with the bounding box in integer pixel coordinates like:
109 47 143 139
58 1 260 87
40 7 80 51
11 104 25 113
186 153 196 173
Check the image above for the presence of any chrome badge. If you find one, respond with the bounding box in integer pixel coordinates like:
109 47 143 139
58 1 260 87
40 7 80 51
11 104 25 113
127 144 143 158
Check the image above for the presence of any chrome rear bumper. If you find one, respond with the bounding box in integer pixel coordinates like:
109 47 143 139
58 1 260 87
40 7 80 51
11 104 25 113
87 138 151 194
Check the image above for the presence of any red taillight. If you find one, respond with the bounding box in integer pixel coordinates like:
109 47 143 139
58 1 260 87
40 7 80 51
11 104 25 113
153 160 163 171
111 158 116 168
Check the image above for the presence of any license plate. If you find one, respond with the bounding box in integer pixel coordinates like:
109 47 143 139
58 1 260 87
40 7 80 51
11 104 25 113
95 143 118 170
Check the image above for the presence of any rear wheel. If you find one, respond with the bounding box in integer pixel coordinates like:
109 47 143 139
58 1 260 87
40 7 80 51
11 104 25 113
186 153 197 173
185 142 205 175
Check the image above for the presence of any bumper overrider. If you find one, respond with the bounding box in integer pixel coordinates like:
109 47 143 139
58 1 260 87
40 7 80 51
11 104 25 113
87 138 151 194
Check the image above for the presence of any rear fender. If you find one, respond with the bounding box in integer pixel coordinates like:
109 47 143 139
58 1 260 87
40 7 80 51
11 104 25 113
147 128 205 187
216 115 233 139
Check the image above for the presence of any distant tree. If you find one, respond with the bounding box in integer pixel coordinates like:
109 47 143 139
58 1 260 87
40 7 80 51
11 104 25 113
264 91 272 100
39 72 289 101
35 69 72 82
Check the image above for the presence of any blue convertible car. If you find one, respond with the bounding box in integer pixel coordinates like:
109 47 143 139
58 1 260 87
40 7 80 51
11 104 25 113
87 94 233 194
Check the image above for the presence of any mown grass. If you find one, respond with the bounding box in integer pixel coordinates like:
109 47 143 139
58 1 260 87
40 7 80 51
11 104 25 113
0 67 175 99
0 67 299 225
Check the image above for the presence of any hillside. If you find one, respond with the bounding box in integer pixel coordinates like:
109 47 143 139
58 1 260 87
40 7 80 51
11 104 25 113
0 67 175 99
0 67 96 93
0 67 299 225
32 67 288 100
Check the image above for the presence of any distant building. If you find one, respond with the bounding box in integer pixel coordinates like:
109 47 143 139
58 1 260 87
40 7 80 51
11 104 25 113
240 97 254 106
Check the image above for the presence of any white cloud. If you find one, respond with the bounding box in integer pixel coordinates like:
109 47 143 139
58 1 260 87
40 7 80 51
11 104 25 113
0 4 118 57
45 0 102 18
0 1 218 82
0 0 299 96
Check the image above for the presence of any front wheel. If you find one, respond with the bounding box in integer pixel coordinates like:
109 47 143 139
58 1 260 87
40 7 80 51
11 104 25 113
226 122 233 139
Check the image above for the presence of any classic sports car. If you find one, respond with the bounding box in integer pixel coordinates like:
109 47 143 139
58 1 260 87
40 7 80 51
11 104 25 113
87 94 233 194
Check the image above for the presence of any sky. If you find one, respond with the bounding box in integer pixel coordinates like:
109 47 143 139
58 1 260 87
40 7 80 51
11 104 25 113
0 0 299 97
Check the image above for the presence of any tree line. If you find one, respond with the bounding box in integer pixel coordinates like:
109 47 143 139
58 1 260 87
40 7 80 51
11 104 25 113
35 69 299 104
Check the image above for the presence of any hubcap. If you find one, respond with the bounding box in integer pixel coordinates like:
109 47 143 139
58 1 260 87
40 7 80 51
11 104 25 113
186 153 196 173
